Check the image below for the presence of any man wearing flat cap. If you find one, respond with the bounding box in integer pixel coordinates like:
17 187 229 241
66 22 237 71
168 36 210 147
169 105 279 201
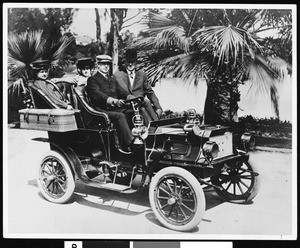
114 48 163 126
86 54 134 150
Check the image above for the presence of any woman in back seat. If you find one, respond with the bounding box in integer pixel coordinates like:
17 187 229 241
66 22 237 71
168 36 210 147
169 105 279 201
29 60 73 110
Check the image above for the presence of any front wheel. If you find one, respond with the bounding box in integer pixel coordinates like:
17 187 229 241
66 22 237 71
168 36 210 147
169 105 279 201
210 157 260 203
149 167 206 232
36 150 75 204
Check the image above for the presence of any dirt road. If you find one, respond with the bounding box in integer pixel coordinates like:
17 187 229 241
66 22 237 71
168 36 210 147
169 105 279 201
4 128 296 239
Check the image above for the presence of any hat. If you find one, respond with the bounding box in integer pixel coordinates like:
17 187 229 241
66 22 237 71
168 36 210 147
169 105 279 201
30 60 50 70
77 57 94 69
125 49 137 63
96 54 112 63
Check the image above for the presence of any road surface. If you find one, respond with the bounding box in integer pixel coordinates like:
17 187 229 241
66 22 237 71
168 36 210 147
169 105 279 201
4 128 296 239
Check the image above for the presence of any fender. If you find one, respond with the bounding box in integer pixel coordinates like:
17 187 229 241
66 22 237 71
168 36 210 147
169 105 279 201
32 137 83 181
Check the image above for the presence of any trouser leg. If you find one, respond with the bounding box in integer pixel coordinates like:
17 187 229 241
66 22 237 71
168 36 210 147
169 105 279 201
105 110 133 147
142 99 158 124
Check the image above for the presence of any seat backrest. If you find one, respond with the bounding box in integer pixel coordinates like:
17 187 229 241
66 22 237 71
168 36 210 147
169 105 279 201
74 86 111 130
29 85 60 109
55 82 78 109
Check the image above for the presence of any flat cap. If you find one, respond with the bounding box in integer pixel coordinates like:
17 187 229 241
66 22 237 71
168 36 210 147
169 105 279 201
30 60 50 70
96 54 112 63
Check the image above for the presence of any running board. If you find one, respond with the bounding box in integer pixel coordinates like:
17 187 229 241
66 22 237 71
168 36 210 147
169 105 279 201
85 181 138 193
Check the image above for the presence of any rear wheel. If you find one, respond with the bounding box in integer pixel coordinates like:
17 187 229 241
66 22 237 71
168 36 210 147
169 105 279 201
36 150 75 203
149 167 205 232
211 158 260 203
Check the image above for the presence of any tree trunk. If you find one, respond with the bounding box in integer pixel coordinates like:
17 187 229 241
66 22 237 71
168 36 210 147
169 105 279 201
94 8 102 53
204 76 240 127
110 10 120 73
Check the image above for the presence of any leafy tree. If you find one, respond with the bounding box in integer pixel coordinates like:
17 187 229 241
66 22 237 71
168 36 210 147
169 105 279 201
8 8 75 39
133 9 292 125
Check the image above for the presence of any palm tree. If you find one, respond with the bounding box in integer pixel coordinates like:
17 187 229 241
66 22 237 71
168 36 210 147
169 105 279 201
133 9 292 125
8 30 74 123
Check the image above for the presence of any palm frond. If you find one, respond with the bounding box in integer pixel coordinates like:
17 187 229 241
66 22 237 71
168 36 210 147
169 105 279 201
192 25 262 67
138 13 190 53
139 50 211 85
267 56 292 77
43 35 75 65
8 30 46 80
246 55 282 118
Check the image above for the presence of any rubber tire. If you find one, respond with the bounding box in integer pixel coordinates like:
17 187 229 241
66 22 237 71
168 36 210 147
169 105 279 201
211 157 260 203
149 167 206 232
36 150 75 204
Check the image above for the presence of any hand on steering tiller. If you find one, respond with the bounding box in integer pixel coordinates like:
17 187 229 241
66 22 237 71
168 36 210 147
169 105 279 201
116 99 125 107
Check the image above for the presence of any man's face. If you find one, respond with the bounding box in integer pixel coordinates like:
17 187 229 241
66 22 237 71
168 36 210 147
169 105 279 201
80 66 92 77
126 61 136 71
97 61 111 74
37 69 49 80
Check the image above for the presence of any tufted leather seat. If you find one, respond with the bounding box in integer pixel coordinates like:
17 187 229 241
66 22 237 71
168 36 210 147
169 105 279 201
73 86 111 130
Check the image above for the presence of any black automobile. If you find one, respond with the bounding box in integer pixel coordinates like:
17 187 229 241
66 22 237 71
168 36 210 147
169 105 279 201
19 82 260 232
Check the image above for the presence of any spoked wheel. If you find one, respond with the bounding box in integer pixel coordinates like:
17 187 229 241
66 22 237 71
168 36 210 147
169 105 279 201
36 150 75 203
149 167 205 232
210 158 260 203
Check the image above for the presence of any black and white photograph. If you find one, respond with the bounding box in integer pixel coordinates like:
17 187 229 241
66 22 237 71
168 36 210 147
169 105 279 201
3 3 297 240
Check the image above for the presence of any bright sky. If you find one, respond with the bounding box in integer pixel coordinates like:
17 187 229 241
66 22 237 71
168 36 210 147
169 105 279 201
70 8 146 41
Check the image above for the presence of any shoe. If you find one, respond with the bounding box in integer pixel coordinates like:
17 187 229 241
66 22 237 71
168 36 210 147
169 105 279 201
142 175 151 188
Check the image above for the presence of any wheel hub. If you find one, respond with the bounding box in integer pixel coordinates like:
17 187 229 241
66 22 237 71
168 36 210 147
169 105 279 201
167 194 182 205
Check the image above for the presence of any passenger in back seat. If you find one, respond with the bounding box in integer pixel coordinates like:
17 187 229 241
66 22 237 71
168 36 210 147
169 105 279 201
29 60 73 110
74 57 94 90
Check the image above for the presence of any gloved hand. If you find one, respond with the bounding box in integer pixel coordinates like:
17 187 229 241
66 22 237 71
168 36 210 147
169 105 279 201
155 108 163 119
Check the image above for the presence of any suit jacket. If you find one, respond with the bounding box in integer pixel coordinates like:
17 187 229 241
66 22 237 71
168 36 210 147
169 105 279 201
114 69 162 110
86 71 129 110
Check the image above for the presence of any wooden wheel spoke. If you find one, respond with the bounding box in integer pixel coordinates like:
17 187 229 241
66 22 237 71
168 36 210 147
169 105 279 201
44 162 52 173
46 179 53 189
173 180 178 194
158 185 172 196
160 202 170 210
158 196 170 200
178 205 188 220
166 180 174 194
56 177 66 184
181 202 194 213
167 204 176 217
177 183 183 195
239 179 250 189
237 182 244 194
42 169 51 175
56 181 66 193
225 181 233 191
181 198 194 202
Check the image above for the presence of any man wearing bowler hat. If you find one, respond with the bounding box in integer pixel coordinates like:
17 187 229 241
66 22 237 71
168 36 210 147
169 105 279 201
114 48 163 126
86 54 134 150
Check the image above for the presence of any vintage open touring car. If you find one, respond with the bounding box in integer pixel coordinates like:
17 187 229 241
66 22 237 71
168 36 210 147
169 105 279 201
19 81 260 232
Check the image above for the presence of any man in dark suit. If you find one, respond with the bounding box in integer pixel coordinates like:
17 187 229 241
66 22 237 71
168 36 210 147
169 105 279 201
86 55 134 150
114 49 163 126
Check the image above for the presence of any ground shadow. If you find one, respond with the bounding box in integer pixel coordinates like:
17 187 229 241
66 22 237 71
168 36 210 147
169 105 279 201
28 178 226 230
